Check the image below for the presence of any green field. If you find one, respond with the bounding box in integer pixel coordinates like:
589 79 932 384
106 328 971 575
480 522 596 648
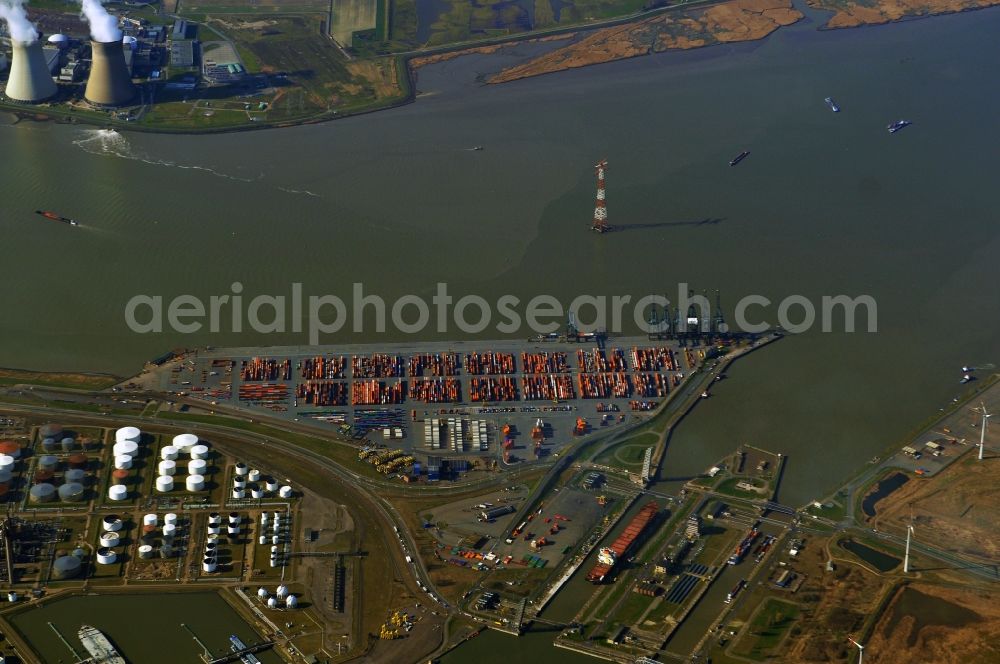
731 598 800 660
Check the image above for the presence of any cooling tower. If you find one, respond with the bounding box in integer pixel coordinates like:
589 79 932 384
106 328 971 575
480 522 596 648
85 40 135 107
5 40 57 103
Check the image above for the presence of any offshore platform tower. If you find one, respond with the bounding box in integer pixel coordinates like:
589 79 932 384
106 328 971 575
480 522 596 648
591 160 610 233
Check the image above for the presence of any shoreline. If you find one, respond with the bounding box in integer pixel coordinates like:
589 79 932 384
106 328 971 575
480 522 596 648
3 0 997 135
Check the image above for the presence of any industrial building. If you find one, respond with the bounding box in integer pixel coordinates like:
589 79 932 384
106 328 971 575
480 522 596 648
169 40 194 68
480 505 516 522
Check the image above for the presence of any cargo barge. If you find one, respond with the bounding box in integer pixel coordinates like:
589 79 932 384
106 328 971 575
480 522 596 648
586 500 658 583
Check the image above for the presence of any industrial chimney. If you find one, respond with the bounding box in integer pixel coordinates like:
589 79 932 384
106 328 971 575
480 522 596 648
84 39 135 107
5 40 57 103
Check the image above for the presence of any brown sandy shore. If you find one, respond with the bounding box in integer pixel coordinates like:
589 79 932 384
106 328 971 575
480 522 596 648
478 0 1000 84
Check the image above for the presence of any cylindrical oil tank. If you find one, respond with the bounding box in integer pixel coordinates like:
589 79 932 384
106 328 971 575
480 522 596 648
99 531 120 548
52 555 82 580
37 455 58 471
114 455 133 471
0 440 20 458
0 469 12 484
155 475 174 493
141 525 157 540
0 455 14 472
111 469 130 484
202 558 217 573
276 584 289 599
160 445 179 460
143 513 158 527
248 469 261 482
158 460 177 476
68 453 88 469
234 462 249 476
60 437 76 453
227 525 240 536
269 558 278 568
272 520 281 533
232 488 245 500
233 477 246 489
138 544 154 559
96 548 117 565
271 535 280 545
190 444 209 460
267 597 278 608
164 513 178 526
41 438 57 452
270 545 278 554
258 535 266 545
257 587 268 599
160 544 174 558
103 515 122 531
115 426 141 443
29 483 56 503
172 433 198 451
113 440 139 457
40 423 63 439
285 595 298 608
206 533 219 545
34 469 55 484
260 512 270 524
279 486 293 499
108 484 128 501
208 513 222 526
207 525 220 535
187 459 207 475
163 523 176 538
57 482 85 502
64 468 86 483
228 512 240 525
250 486 263 500
265 478 278 492
186 474 205 492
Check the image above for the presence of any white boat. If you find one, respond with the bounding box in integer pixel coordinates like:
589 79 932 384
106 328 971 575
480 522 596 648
78 625 126 664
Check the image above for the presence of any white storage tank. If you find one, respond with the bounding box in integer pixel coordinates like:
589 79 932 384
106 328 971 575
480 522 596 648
164 513 178 526
260 512 270 524
158 460 177 476
208 513 222 526
272 535 280 545
29 483 56 503
115 426 141 444
113 440 139 457
0 455 14 472
57 482 85 502
265 478 278 492
202 558 217 573
258 535 266 545
138 544 154 559
234 462 249 476
64 468 86 483
269 558 279 568
279 486 293 499
187 459 207 475
227 525 240 536
163 523 177 538
276 584 289 599
285 595 298 609
172 433 198 451
232 488 245 500
267 597 278 608
114 455 133 471
257 587 268 599
207 525 221 535
60 437 76 453
248 469 261 482
99 531 120 548
206 533 219 545
37 455 58 471
228 512 240 525
96 548 117 565
233 477 247 489
186 474 205 492
160 445 179 460
103 515 123 531
108 484 128 501
190 444 210 460
250 486 263 500
155 475 174 492
143 514 158 527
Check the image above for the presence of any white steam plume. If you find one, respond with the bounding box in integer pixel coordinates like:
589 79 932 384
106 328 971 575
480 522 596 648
79 0 120 42
0 0 39 44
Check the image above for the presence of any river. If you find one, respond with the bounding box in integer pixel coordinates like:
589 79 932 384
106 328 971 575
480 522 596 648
2 6 999 659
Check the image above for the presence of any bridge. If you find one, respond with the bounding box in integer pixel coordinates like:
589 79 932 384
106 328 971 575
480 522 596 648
200 640 274 664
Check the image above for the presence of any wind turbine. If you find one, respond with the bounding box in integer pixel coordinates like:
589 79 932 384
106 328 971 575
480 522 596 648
848 637 865 664
903 521 915 574
976 403 991 461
